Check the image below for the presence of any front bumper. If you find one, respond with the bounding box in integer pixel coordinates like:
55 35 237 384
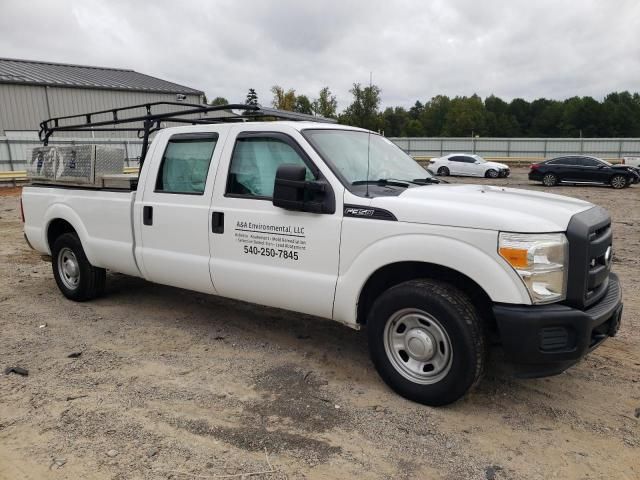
493 272 622 377
499 168 510 177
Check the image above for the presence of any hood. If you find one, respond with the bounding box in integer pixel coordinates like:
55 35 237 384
485 161 509 169
612 164 639 172
371 184 593 232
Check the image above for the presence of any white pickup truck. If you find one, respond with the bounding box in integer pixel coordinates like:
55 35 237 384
21 106 623 406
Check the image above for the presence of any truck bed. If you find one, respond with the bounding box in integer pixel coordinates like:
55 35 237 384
22 185 142 277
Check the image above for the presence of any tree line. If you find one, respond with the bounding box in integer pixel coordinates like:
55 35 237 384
206 86 640 138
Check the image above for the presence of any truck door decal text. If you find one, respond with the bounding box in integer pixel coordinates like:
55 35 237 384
234 221 306 261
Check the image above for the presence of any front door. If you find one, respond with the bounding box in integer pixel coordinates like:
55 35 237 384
138 129 227 294
209 128 343 318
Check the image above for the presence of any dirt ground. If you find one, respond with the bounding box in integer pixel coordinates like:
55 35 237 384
1 169 638 480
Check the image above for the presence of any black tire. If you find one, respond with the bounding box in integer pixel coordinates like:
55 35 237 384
485 169 499 178
367 279 486 406
437 166 450 176
542 173 558 186
610 174 627 189
52 232 106 301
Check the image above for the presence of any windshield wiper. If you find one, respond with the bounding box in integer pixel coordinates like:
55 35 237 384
352 179 411 187
412 177 442 185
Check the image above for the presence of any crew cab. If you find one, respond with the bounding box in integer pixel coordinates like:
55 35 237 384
21 104 624 406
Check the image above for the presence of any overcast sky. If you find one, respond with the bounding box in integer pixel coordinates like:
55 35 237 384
1 0 639 110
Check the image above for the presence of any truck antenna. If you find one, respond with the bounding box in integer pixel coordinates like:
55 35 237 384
365 71 373 198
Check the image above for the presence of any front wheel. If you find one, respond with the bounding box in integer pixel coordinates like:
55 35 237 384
367 279 486 406
610 174 627 189
52 233 106 301
437 166 450 176
485 169 499 178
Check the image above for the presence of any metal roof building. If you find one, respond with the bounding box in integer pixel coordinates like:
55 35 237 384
0 57 205 135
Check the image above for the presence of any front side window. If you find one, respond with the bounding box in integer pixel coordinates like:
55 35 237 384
227 136 314 198
580 157 600 167
156 134 218 194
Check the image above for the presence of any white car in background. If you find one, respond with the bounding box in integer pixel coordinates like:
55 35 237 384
429 154 510 178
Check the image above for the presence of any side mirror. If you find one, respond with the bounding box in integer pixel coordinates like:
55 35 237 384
272 164 332 213
273 164 306 211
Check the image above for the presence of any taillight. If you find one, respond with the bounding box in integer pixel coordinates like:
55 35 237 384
19 196 25 223
530 163 540 170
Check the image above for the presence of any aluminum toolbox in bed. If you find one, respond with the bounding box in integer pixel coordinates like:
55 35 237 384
28 145 125 187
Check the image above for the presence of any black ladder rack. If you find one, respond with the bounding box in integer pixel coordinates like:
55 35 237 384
38 102 336 166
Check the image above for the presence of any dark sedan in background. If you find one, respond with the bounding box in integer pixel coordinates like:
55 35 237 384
529 155 640 188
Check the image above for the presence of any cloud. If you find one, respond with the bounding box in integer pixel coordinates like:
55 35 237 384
1 0 638 110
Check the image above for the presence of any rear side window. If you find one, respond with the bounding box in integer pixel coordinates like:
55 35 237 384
580 157 600 167
227 136 314 198
549 157 574 166
449 156 464 162
155 133 218 194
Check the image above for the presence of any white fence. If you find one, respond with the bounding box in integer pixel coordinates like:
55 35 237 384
3 135 640 172
389 137 640 160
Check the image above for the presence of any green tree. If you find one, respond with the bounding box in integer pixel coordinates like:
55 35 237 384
294 94 313 115
313 86 338 118
421 95 451 136
210 96 229 106
442 95 486 136
404 119 424 137
340 83 382 131
245 88 259 106
381 107 409 136
507 98 531 135
271 85 297 111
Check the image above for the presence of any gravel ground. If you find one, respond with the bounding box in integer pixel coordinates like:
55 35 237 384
0 170 638 480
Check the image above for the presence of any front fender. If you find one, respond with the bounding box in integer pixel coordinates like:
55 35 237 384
332 233 531 326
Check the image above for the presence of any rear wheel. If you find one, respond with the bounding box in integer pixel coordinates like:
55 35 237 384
367 279 486 406
437 166 450 176
542 173 558 186
610 174 627 189
485 169 499 178
52 233 105 301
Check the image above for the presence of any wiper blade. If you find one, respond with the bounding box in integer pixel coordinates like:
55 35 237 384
352 179 410 187
412 177 442 185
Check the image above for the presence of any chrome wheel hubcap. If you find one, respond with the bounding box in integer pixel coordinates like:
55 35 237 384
543 175 555 186
384 309 453 385
612 177 625 188
58 247 80 290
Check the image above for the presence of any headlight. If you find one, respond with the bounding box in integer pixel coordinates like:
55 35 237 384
498 232 568 304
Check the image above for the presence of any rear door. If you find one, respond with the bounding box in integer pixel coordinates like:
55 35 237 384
447 156 465 175
138 128 228 294
208 127 343 318
551 157 579 181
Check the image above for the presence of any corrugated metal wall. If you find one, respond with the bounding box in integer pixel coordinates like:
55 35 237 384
0 84 50 133
0 83 201 136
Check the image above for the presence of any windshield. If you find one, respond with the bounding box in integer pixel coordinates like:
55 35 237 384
303 129 433 185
